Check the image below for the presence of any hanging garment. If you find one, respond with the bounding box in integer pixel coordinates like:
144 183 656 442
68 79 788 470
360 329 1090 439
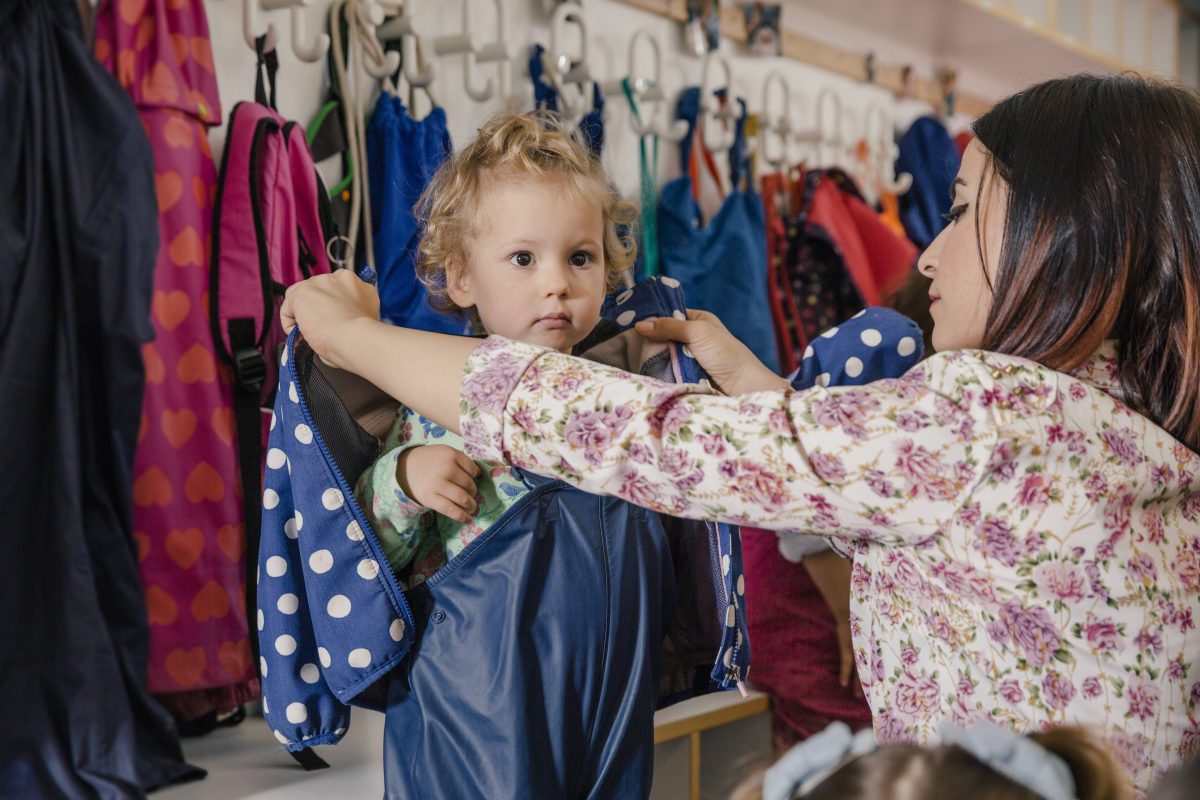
210 39 334 720
740 307 923 748
256 277 749 798
658 88 780 373
895 116 961 249
368 95 458 331
784 174 864 345
93 0 258 725
761 171 806 373
530 43 606 158
0 0 202 795
805 169 918 308
954 129 973 158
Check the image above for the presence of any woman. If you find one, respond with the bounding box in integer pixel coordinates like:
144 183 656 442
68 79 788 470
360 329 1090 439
281 75 1200 793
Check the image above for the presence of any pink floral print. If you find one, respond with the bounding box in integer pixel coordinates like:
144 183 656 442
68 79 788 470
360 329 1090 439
458 338 1200 794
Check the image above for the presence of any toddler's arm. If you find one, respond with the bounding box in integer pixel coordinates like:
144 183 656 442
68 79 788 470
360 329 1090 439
396 445 481 525
355 445 435 570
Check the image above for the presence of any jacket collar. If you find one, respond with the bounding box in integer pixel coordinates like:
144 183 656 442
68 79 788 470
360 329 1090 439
1069 341 1125 400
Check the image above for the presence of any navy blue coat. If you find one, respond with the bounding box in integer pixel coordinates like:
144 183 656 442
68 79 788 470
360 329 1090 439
0 1 199 796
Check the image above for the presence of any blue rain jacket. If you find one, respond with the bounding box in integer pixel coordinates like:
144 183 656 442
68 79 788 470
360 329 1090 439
657 88 780 374
896 115 961 249
257 277 751 798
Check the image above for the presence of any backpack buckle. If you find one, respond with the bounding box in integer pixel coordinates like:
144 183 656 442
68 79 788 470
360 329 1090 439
233 347 267 394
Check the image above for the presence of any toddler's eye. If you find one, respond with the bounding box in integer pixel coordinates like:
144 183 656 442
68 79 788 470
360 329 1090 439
509 252 533 267
942 204 968 224
569 251 594 268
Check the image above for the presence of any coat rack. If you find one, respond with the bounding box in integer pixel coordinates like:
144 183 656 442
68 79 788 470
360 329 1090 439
611 0 991 118
243 0 331 61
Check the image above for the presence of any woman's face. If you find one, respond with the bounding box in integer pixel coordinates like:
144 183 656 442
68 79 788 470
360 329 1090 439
918 140 1008 352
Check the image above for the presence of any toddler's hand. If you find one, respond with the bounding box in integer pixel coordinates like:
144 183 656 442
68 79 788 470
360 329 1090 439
397 445 482 524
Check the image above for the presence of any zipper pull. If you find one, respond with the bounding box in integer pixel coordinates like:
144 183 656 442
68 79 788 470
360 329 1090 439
725 664 748 697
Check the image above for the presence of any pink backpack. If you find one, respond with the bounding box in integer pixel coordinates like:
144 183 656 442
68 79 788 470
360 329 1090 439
210 41 332 733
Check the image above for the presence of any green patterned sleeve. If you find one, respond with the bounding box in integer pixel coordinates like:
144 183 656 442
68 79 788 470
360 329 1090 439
354 433 431 572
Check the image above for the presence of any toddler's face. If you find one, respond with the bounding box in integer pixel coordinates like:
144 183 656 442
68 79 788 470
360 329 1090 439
448 175 608 353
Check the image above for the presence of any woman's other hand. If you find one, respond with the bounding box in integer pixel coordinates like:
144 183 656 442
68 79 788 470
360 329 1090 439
636 309 788 395
280 270 380 370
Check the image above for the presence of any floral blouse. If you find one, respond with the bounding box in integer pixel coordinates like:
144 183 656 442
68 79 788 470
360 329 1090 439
457 337 1200 794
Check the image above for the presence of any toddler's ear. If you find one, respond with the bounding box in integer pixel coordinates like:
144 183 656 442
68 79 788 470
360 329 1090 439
445 259 474 308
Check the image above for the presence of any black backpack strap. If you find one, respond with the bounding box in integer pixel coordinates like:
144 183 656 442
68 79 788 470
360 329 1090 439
254 34 279 110
227 317 266 667
288 748 330 771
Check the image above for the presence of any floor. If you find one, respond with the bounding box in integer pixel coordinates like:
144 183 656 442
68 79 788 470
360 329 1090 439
160 709 386 800
156 693 771 799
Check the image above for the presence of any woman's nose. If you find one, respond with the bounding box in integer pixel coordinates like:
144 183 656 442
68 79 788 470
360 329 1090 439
917 231 945 278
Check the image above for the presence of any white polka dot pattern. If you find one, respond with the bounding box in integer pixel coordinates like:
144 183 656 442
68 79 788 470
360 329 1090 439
277 593 299 615
285 702 307 724
326 595 351 618
308 550 333 574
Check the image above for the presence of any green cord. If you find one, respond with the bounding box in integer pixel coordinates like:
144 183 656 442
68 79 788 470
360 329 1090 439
622 78 660 278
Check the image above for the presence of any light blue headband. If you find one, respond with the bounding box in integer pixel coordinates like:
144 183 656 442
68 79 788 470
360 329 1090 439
762 721 1077 800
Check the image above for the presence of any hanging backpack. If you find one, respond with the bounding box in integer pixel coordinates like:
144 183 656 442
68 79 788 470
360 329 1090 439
210 38 333 735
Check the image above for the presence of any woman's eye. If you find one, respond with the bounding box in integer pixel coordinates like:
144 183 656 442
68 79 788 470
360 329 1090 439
509 252 533 267
569 251 594 268
943 204 968 224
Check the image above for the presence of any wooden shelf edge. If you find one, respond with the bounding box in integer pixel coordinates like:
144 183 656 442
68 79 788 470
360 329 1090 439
612 0 994 118
653 693 770 744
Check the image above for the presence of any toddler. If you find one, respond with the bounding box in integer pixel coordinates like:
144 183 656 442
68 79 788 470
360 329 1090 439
355 111 636 585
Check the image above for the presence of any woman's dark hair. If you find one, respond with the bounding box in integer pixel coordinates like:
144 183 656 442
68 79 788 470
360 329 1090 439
972 74 1200 453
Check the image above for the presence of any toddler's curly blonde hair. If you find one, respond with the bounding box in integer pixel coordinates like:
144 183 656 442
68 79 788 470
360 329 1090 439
414 110 637 330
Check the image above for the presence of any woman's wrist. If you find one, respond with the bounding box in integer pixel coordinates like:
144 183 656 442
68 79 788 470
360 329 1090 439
730 361 792 395
332 316 386 376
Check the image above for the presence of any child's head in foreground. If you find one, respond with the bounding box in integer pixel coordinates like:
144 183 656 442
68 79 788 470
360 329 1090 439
415 111 637 353
733 721 1129 800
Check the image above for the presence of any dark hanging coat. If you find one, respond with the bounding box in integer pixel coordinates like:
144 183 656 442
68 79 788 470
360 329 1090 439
0 1 200 796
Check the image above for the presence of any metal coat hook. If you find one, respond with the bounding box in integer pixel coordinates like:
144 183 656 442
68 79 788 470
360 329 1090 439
698 50 737 152
864 102 912 195
376 5 435 87
545 2 593 125
248 0 330 62
356 1 402 79
600 29 686 141
434 0 509 103
796 86 845 168
759 71 793 171
243 0 280 52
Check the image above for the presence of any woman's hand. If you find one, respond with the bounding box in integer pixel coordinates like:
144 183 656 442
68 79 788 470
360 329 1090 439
636 309 788 395
280 270 381 370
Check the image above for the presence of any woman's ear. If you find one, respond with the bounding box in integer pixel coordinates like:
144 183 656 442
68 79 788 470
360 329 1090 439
445 259 474 309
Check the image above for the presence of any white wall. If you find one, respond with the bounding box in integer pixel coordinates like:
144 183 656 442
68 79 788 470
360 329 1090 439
203 0 946 204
